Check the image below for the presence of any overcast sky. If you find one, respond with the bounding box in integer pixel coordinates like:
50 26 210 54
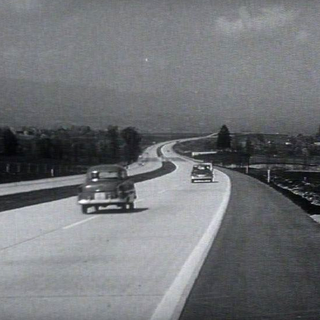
1 0 320 133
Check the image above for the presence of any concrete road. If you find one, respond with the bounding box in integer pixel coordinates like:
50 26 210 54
0 143 162 197
0 144 230 320
180 169 320 320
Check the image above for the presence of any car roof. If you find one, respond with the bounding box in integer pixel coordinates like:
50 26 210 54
86 164 126 173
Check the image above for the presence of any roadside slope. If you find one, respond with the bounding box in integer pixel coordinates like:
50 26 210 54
180 168 320 320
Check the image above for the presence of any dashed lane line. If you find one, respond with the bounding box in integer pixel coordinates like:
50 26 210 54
63 216 99 230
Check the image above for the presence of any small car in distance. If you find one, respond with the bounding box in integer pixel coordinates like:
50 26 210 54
191 163 214 183
78 165 136 214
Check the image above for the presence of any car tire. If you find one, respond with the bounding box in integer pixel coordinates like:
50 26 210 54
129 202 134 211
82 205 89 214
94 205 99 212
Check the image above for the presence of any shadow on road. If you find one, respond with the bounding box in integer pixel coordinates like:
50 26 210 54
84 207 149 215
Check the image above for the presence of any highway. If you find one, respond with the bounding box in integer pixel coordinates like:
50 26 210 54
0 143 163 197
180 168 320 320
0 142 230 320
3 140 320 320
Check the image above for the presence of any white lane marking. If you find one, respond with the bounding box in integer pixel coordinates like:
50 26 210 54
150 171 231 320
173 162 180 171
63 216 98 230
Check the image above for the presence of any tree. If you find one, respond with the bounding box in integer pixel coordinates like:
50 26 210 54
3 127 19 156
121 127 142 163
245 137 254 155
51 137 64 160
107 126 120 162
217 125 231 150
37 134 52 159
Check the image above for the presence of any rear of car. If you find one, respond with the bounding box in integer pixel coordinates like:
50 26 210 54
78 165 136 213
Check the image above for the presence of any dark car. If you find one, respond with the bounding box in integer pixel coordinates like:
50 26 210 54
78 165 136 213
191 163 214 183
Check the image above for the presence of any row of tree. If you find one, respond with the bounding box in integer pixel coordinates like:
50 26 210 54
1 126 142 165
106 126 142 163
2 128 19 156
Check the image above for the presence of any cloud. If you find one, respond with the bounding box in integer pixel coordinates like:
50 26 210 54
3 0 43 12
216 6 299 36
296 30 309 42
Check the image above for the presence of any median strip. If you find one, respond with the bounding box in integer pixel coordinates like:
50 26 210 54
0 161 176 212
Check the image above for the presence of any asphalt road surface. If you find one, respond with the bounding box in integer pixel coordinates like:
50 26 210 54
179 168 320 320
0 143 230 320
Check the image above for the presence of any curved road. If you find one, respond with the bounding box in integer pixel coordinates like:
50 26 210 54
180 168 320 320
0 143 230 320
0 143 163 197
2 141 320 320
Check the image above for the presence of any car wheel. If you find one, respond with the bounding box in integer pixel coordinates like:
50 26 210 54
94 205 99 212
129 202 134 211
82 205 89 214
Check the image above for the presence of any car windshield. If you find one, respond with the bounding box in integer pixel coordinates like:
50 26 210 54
193 165 212 171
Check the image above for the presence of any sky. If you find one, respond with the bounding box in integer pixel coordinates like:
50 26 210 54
0 0 320 133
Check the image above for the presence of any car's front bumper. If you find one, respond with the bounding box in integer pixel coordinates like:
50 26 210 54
191 176 213 182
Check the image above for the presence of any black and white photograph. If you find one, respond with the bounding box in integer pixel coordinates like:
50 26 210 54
1 1 320 319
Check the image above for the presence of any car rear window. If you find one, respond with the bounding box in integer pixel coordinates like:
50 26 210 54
90 171 120 180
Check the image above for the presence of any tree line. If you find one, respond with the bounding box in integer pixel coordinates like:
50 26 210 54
0 125 142 165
